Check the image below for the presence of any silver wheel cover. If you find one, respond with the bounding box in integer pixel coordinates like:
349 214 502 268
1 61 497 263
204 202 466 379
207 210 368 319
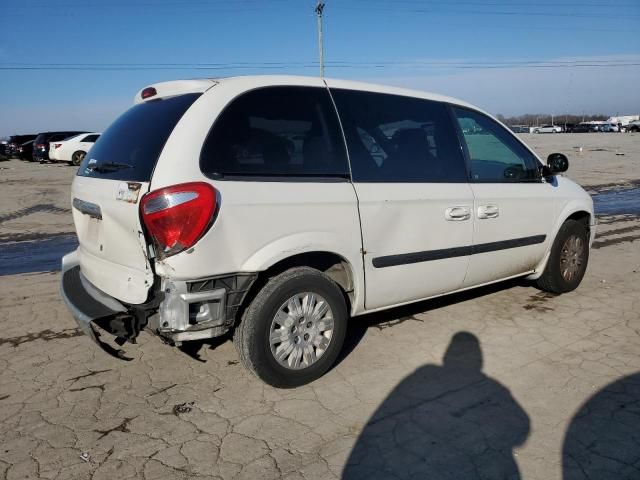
269 292 334 370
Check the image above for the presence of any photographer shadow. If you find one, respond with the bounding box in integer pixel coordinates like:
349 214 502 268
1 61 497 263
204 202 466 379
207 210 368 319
343 332 530 480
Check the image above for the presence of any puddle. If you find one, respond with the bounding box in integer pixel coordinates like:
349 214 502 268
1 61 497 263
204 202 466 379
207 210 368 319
0 234 78 275
593 187 640 216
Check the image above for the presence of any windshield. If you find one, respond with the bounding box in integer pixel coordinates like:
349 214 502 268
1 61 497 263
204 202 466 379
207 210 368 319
77 93 201 181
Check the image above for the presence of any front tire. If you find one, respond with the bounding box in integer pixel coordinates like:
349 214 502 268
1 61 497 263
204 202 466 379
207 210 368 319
537 220 589 293
233 267 348 388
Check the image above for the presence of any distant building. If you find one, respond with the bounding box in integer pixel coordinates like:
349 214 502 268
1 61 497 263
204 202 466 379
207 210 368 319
607 115 639 126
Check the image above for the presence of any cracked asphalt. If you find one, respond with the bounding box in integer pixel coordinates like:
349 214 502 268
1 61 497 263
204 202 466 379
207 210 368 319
1 133 639 480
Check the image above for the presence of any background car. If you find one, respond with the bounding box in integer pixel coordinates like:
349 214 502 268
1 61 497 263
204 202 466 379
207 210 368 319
32 131 87 162
533 125 562 133
5 134 37 157
49 132 101 165
17 140 34 160
626 120 640 132
572 123 600 133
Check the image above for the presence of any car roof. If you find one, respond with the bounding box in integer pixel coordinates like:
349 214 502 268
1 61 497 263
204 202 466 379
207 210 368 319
136 75 480 111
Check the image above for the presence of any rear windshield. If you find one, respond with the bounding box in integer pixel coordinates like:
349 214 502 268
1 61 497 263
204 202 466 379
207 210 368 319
77 93 201 181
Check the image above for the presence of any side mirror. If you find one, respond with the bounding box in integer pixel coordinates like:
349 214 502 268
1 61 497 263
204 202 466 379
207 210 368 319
543 153 569 176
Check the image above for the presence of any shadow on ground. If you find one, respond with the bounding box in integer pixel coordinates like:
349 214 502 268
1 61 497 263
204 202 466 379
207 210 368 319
342 332 530 479
562 372 640 480
335 278 524 368
178 278 526 365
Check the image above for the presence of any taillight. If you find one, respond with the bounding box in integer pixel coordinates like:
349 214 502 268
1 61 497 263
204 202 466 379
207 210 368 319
54 144 62 149
36 143 45 149
141 87 157 99
140 182 217 257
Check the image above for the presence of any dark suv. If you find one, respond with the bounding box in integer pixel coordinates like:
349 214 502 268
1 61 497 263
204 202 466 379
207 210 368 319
33 131 87 162
6 135 37 158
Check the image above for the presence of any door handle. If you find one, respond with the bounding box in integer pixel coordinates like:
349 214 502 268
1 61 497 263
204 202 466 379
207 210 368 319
445 206 471 221
477 204 499 219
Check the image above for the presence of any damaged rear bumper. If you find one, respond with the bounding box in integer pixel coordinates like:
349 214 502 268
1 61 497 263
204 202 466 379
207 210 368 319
60 250 257 358
60 251 135 360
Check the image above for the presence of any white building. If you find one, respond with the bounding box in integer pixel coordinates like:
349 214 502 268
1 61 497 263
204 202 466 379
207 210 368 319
607 115 639 126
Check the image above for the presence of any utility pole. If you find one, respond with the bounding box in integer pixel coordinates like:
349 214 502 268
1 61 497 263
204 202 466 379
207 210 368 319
316 1 325 77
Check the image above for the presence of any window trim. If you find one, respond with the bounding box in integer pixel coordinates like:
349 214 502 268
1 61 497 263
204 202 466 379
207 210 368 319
449 104 543 184
198 85 351 183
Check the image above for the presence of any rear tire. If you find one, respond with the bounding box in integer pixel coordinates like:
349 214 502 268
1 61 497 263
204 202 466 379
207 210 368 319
537 220 589 294
233 267 348 388
71 151 86 166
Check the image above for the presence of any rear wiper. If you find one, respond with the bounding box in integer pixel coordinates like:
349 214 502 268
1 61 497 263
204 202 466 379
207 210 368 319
88 162 134 173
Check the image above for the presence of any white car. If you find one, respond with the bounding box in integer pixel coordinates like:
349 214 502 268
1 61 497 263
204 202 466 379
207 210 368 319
533 125 562 134
49 132 101 165
600 123 620 132
60 76 595 387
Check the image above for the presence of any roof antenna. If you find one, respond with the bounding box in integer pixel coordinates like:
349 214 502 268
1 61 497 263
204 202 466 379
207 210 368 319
315 1 325 78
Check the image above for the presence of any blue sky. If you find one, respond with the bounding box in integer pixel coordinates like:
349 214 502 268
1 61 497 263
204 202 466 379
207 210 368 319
1 0 639 136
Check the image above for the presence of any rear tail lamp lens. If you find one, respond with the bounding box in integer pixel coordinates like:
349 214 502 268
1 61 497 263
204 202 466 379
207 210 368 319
140 182 217 257
54 144 62 149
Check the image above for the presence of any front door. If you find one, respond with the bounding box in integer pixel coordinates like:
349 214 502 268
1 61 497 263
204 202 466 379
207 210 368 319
452 107 555 287
329 85 474 310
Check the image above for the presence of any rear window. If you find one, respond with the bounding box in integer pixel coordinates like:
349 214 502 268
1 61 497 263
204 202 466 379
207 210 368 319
77 93 200 181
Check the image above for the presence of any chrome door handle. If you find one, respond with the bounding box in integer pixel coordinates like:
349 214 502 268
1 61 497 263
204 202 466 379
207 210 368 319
478 204 499 219
445 206 471 221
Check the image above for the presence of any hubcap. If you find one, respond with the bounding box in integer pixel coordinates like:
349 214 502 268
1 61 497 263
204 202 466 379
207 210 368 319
269 292 334 370
560 234 585 282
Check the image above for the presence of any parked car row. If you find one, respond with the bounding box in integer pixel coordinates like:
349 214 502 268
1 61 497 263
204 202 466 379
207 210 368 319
2 131 100 164
513 122 638 134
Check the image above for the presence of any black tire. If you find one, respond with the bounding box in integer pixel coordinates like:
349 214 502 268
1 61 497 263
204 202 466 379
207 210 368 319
233 267 348 388
71 151 86 166
537 219 589 294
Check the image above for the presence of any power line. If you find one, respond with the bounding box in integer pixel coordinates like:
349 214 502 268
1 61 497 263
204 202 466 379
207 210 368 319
1 62 638 71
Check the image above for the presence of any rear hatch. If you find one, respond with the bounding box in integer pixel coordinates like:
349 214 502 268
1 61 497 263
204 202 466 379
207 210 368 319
71 92 203 304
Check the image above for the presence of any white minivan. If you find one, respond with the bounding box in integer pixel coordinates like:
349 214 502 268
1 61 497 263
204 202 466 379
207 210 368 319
60 76 595 387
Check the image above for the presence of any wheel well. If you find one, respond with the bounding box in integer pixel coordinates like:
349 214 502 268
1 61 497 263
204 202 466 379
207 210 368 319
261 252 354 293
566 211 591 232
235 252 355 326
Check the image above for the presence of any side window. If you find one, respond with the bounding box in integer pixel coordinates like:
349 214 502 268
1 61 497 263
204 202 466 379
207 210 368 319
331 89 467 182
453 107 540 182
200 86 349 179
83 134 99 143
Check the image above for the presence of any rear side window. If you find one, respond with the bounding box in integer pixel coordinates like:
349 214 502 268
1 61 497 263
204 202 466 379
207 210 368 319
78 93 200 181
331 89 467 182
82 134 100 143
453 107 540 182
200 86 349 180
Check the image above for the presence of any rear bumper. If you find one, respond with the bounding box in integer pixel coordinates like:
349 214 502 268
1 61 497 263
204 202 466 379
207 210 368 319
60 250 133 359
60 249 258 354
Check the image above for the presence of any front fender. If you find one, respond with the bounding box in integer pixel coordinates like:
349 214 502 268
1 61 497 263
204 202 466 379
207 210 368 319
528 187 595 280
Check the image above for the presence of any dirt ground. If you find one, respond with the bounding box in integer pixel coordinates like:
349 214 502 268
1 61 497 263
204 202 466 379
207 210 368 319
1 133 639 480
